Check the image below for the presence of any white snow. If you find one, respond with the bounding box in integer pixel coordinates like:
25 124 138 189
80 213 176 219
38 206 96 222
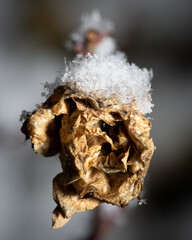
60 54 153 115
67 10 118 57
94 37 116 57
71 10 114 43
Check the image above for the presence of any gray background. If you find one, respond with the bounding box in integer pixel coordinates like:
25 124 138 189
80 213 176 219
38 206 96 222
0 0 192 240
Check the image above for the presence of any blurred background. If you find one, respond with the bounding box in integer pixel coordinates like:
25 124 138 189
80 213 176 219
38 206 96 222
0 0 192 240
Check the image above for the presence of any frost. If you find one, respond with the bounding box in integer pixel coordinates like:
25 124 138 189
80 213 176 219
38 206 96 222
42 54 153 114
19 105 39 123
60 54 153 115
41 76 62 98
138 198 147 205
41 54 153 115
19 110 30 123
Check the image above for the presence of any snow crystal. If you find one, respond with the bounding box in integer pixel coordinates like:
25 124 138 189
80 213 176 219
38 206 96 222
138 198 147 205
19 110 30 123
60 54 153 115
41 76 62 98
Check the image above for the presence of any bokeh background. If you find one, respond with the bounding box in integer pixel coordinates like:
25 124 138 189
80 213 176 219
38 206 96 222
0 0 192 240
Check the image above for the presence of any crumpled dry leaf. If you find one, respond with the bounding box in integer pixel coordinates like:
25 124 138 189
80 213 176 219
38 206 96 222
21 85 155 228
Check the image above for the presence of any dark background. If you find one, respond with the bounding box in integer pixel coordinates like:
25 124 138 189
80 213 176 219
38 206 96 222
0 0 192 240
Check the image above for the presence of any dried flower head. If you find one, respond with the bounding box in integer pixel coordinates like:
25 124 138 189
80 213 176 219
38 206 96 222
21 54 155 228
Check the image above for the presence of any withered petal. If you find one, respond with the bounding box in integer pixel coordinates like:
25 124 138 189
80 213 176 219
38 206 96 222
22 86 155 228
53 173 101 219
52 206 70 229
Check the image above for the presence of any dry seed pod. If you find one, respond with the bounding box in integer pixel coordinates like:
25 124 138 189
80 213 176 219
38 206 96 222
21 84 155 228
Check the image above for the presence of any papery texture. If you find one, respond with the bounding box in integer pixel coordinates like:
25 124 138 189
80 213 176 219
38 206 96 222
21 85 155 228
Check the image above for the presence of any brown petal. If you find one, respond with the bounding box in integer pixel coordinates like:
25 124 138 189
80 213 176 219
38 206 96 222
73 167 110 198
52 206 70 229
53 173 101 220
26 109 61 156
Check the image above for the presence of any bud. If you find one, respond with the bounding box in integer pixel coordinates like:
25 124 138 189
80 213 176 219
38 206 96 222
67 10 116 56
